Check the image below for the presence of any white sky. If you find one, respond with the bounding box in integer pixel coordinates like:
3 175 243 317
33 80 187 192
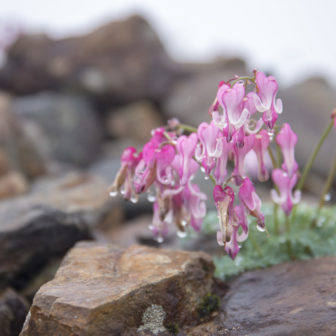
1 0 336 87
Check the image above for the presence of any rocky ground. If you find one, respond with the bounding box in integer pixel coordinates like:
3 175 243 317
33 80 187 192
0 14 335 335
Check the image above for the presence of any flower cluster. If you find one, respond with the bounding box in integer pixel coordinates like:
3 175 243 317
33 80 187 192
109 70 300 259
271 124 301 215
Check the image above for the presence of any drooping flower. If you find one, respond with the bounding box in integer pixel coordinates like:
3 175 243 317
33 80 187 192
238 177 265 230
213 137 233 185
276 123 298 177
221 205 249 259
232 133 255 184
271 169 301 216
251 70 283 129
175 133 198 185
213 185 235 249
108 146 142 201
253 130 270 181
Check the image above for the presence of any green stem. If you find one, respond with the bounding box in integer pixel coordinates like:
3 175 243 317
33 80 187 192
249 227 263 257
267 146 278 169
273 203 279 235
229 76 255 86
285 214 290 234
296 120 334 191
312 157 336 228
179 124 197 133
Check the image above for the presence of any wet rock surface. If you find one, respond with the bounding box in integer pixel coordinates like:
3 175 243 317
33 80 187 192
188 257 336 336
0 172 118 291
0 288 29 336
21 242 214 335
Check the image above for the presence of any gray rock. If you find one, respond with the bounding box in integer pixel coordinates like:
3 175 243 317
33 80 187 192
13 93 103 167
0 15 179 104
0 172 118 291
0 288 29 336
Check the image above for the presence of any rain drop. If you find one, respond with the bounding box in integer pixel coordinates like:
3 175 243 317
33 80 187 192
256 224 266 232
130 195 138 204
324 194 331 202
177 230 187 238
204 175 209 180
267 129 274 141
109 190 117 197
181 219 188 227
156 236 164 243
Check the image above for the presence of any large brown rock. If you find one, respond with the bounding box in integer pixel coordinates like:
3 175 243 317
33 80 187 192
0 288 29 336
0 15 179 105
188 257 336 335
21 242 214 335
0 172 118 291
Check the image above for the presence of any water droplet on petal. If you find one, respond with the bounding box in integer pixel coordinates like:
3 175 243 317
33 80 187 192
204 175 209 180
147 187 156 202
109 190 117 197
177 230 187 238
130 195 138 204
120 187 125 195
200 166 206 173
256 224 266 232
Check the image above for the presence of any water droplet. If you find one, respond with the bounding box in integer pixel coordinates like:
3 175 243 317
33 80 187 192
130 195 138 204
181 219 188 227
204 175 209 180
256 224 266 232
177 230 187 238
267 129 274 141
324 193 331 202
120 187 125 195
147 187 156 202
109 190 117 197
200 166 206 173
156 236 164 243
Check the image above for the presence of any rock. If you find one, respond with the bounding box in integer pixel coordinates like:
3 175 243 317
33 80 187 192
21 242 214 335
0 288 29 336
0 171 28 200
188 257 336 335
13 93 103 167
0 15 179 105
163 57 247 126
0 172 119 291
106 100 163 144
0 92 46 178
279 77 336 184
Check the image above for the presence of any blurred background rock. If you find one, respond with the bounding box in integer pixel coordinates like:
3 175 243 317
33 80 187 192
0 1 335 333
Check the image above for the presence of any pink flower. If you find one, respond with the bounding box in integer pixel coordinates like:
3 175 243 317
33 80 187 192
251 70 283 129
232 133 255 184
196 121 223 174
108 146 142 201
276 123 298 177
213 185 235 250
175 133 198 185
220 205 249 259
271 169 301 216
134 128 175 193
213 137 233 185
239 178 265 229
253 130 270 181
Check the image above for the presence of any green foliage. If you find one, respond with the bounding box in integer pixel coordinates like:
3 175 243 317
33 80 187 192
202 203 336 279
165 322 179 335
198 293 220 318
